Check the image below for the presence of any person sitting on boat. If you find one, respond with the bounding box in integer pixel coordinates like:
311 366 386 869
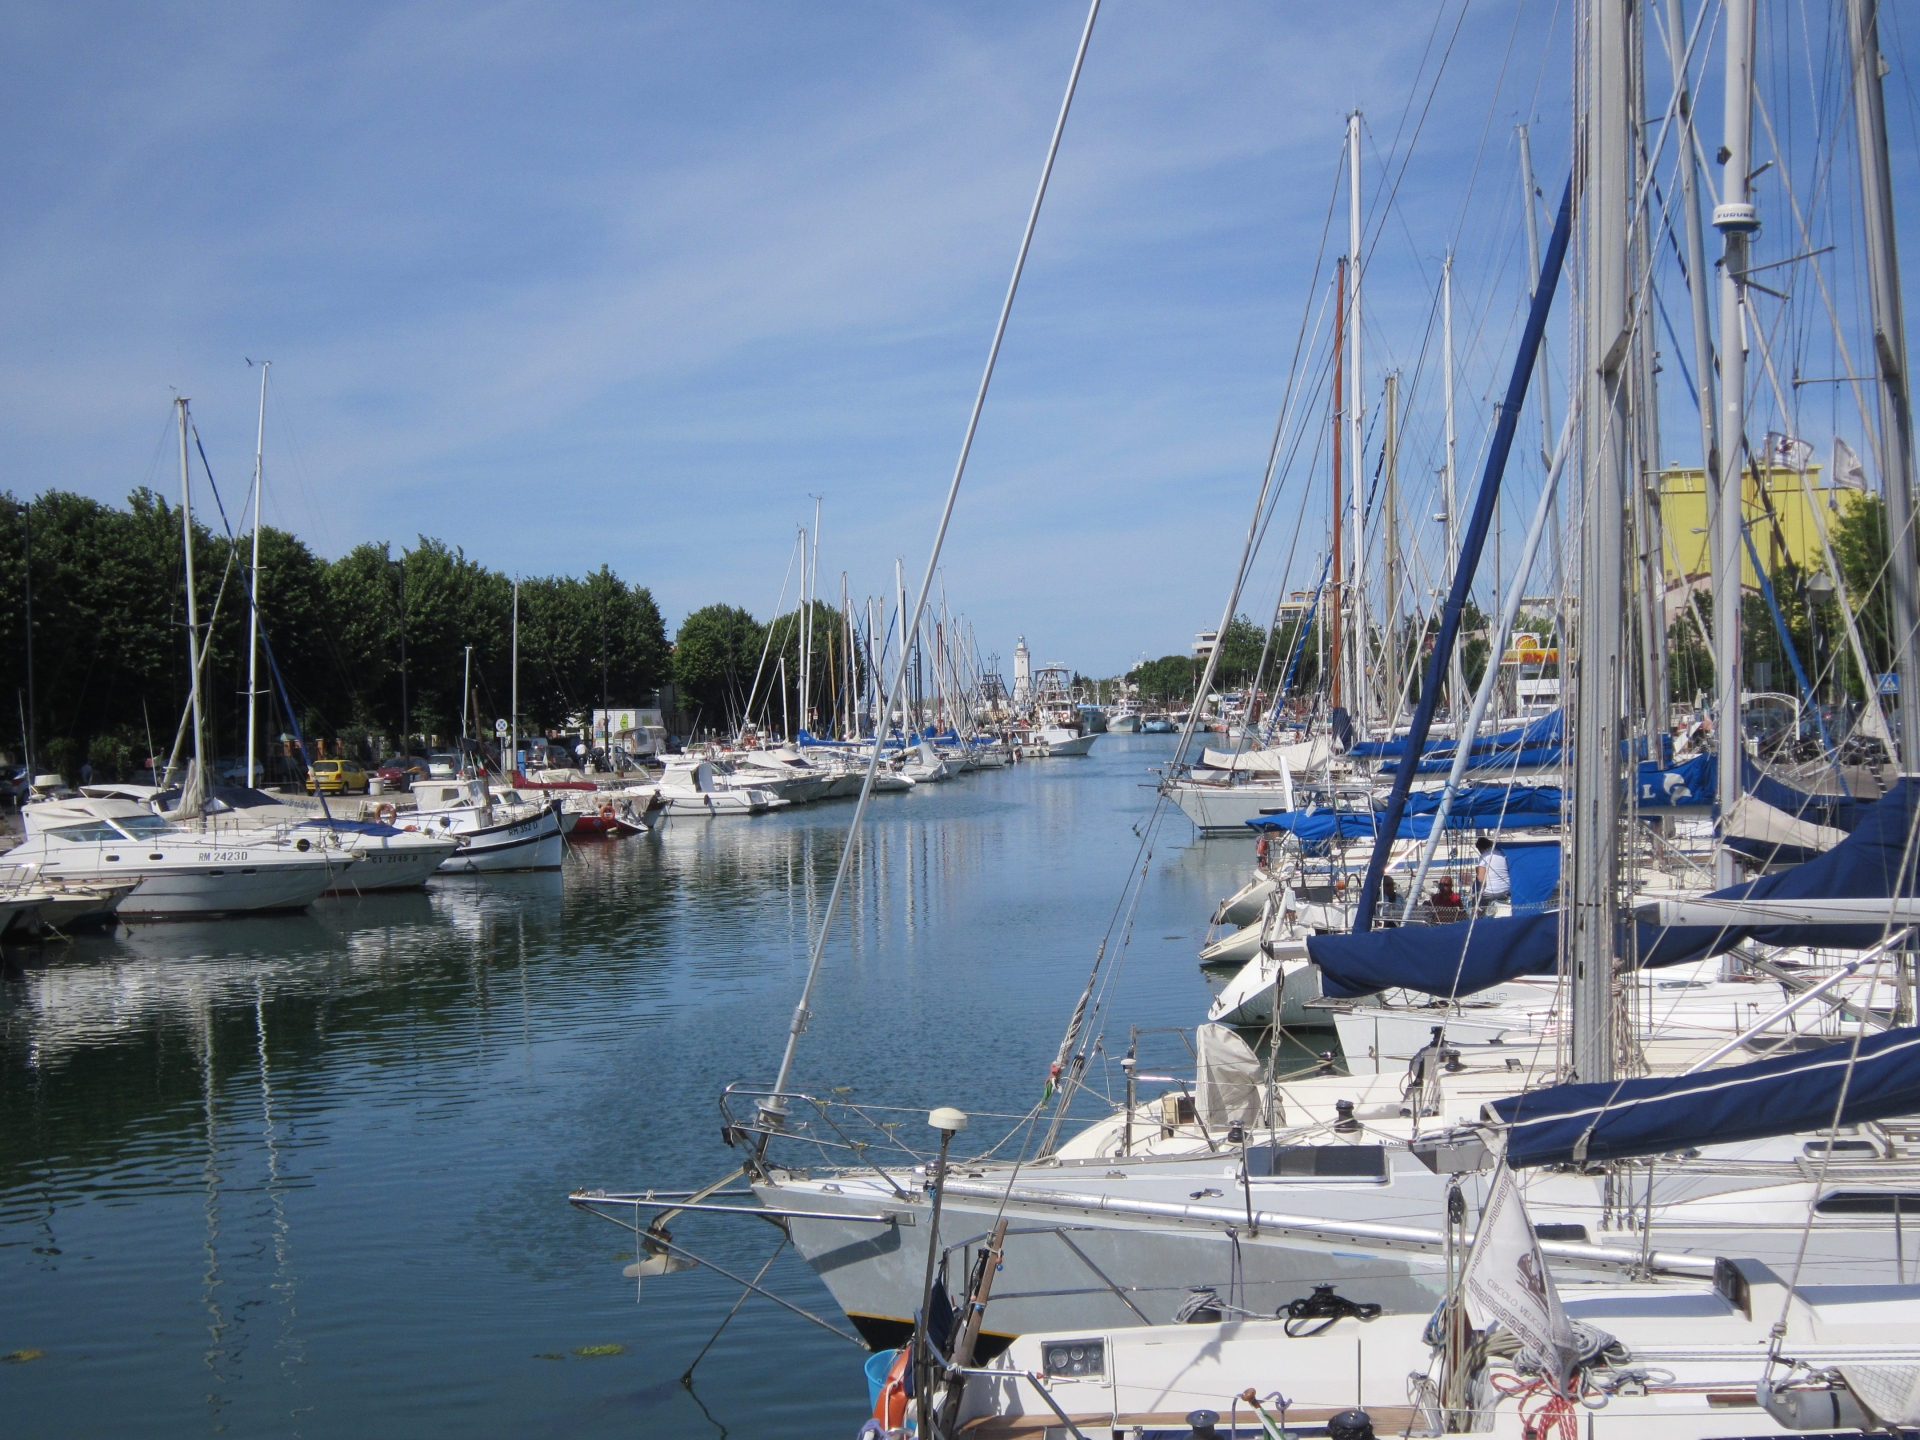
1431 874 1463 911
1474 835 1511 909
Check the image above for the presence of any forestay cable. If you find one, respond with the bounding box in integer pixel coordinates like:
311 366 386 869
762 0 1103 1121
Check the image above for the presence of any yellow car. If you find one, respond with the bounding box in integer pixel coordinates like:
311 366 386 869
306 758 370 795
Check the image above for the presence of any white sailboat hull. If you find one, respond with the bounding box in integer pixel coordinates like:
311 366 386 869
1166 780 1294 834
1039 729 1097 757
1205 941 1325 1027
320 836 460 892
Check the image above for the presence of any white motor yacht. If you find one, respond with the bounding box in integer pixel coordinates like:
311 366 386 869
408 777 567 871
732 747 837 804
4 796 349 918
85 783 463 893
624 760 787 816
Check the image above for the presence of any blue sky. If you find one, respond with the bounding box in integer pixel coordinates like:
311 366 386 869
2 3 1915 679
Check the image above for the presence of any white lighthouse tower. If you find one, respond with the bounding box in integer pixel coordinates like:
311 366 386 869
1012 636 1032 706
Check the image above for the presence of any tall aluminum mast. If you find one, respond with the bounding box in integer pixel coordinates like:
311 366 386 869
246 361 269 788
177 398 208 802
1713 0 1756 886
1347 111 1369 727
1631 24 1669 747
1443 254 1465 719
1848 0 1920 769
1570 0 1634 1084
1383 370 1401 716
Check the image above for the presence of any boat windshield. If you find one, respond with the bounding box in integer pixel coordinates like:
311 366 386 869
47 822 122 843
115 816 178 837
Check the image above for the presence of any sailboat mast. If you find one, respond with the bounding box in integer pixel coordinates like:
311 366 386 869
1570 0 1634 1084
1518 126 1557 472
1444 255 1465 720
895 559 908 735
1383 370 1401 719
1631 29 1670 748
177 397 207 788
246 361 269 788
1848 0 1920 768
1664 0 1719 502
1713 0 1757 884
806 499 821 735
1347 111 1369 727
1519 122 1565 716
1331 256 1347 711
510 578 519 773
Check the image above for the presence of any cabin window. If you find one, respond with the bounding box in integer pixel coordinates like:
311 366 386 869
1268 1145 1388 1179
1804 1139 1878 1158
1816 1191 1920 1215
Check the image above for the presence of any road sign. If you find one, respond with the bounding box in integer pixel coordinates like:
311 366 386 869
495 718 509 735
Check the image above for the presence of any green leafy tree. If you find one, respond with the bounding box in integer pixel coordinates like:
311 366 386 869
1212 615 1269 688
517 567 671 731
1831 493 1893 685
1127 654 1199 706
674 604 765 730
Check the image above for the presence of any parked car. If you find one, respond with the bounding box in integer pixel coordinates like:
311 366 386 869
426 752 460 779
375 755 427 790
306 759 370 795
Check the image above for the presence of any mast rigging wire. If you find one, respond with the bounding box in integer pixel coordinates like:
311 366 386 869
764 0 1103 1116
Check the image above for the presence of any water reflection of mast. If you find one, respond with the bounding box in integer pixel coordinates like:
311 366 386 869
197 1001 230 1421
255 982 305 1395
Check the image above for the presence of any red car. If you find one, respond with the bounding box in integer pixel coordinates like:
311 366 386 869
375 756 428 791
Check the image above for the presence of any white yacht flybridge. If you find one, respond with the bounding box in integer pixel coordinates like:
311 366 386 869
5 795 347 918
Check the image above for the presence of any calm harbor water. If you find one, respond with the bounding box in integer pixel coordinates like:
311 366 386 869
0 736 1247 1438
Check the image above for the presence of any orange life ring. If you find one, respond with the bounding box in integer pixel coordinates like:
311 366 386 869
376 802 397 826
600 803 616 823
873 1347 910 1429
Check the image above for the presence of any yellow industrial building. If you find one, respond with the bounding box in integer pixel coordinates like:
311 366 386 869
1657 464 1868 588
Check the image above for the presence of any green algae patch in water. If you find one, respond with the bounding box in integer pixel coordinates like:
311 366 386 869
2 1350 45 1363
572 1344 625 1357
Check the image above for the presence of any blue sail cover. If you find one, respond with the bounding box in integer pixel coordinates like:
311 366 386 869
1489 1024 1920 1168
1308 778 1920 999
1350 710 1563 761
1247 785 1564 853
1742 754 1870 833
1310 911 1561 998
1637 754 1714 810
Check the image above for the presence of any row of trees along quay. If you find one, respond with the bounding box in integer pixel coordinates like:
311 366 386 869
0 489 869 782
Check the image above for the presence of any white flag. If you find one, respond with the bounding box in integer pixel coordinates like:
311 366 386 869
1833 437 1870 491
1768 431 1814 471
1461 1164 1578 1394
